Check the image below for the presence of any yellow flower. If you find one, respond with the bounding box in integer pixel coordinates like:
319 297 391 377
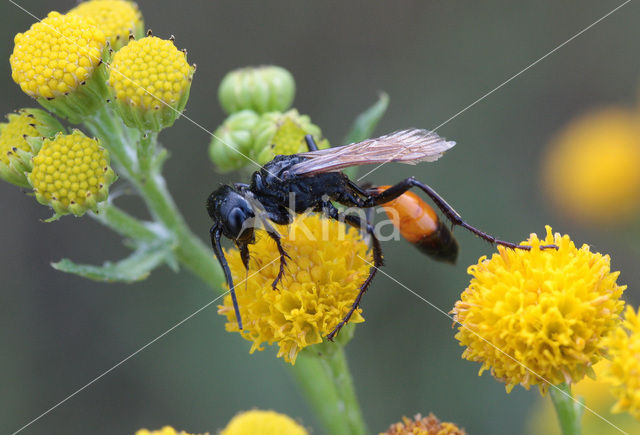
28 130 115 217
0 109 64 187
135 426 205 435
108 35 194 131
10 11 110 122
381 413 467 435
217 214 371 364
220 410 307 435
69 0 144 51
602 305 640 420
452 226 625 393
542 107 640 225
525 362 640 435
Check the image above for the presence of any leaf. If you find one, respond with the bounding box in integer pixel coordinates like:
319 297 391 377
342 92 389 145
51 240 177 283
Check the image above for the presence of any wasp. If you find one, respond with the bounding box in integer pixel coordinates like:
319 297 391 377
207 129 554 340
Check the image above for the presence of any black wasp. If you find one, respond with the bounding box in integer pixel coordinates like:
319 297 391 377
207 129 553 340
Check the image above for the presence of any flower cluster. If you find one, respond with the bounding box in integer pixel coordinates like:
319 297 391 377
221 409 308 435
452 226 626 393
209 66 329 171
218 214 371 364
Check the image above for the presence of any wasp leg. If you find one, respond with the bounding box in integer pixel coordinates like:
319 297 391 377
363 177 556 251
211 224 243 329
264 227 292 290
304 134 319 151
323 204 384 341
236 241 251 271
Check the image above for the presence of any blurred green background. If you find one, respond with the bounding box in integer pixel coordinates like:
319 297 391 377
2 1 640 434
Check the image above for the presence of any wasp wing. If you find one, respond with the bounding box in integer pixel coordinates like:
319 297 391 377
288 128 455 176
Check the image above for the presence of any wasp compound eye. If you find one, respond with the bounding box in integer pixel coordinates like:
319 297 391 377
227 207 246 237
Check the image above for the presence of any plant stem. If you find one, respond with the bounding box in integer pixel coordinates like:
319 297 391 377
91 202 159 242
292 343 367 435
84 105 224 291
550 383 583 435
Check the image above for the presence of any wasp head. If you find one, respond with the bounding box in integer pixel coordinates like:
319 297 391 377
207 185 256 243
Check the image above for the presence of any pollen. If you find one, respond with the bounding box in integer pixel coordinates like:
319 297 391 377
69 0 143 50
221 410 308 435
10 11 106 99
108 35 191 110
381 413 467 435
29 130 114 216
0 112 40 166
217 214 372 364
602 305 640 420
452 226 626 394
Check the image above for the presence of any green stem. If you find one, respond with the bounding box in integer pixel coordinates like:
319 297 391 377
90 202 159 243
292 342 367 435
550 383 583 435
84 106 224 291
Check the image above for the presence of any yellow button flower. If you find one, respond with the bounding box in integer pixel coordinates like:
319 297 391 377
381 413 467 435
542 107 640 225
0 109 63 187
217 214 372 364
10 12 109 123
135 426 205 435
452 226 625 393
108 35 194 131
28 130 115 217
602 305 640 420
69 0 144 51
221 410 307 435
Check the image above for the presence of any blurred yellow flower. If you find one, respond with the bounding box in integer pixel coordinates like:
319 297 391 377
525 362 640 435
452 226 625 393
542 107 640 225
217 214 371 364
135 426 205 435
602 305 640 420
381 413 466 435
220 409 307 435
69 0 144 50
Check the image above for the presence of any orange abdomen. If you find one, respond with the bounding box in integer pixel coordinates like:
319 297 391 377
376 185 458 263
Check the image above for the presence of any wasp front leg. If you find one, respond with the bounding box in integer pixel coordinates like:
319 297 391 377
210 224 243 329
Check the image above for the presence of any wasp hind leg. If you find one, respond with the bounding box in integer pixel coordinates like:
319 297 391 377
364 177 557 251
323 204 383 341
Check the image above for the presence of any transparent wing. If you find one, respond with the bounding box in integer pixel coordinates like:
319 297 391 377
289 128 455 176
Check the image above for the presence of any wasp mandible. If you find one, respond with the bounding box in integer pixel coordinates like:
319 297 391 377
207 129 554 340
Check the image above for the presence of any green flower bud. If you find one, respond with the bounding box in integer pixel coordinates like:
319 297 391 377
209 110 260 172
10 12 111 124
0 109 65 187
108 35 195 132
219 66 295 115
252 109 329 165
28 130 115 218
